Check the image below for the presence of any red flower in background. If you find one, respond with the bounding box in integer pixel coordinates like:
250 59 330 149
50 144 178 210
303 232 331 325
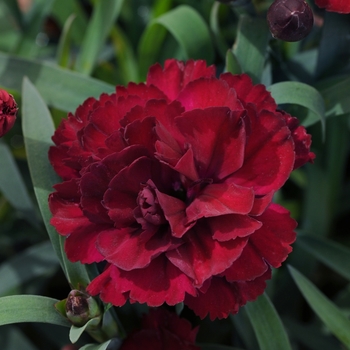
120 308 199 350
0 90 17 137
49 59 314 320
315 0 350 13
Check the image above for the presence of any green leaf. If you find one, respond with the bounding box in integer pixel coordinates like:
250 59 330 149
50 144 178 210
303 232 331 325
56 14 77 68
0 142 38 226
289 265 350 349
3 0 23 30
14 0 56 57
0 52 114 113
138 5 214 80
225 50 242 75
0 295 70 327
52 0 88 44
245 293 292 350
319 76 350 117
21 77 90 288
0 241 59 297
210 2 229 59
70 318 101 344
232 15 269 84
297 235 350 281
75 0 125 75
267 81 326 131
79 340 112 350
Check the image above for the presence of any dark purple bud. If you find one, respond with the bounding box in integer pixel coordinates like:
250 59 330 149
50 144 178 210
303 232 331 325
267 0 314 42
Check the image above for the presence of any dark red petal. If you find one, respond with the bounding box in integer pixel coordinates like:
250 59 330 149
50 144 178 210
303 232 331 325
177 78 244 112
142 309 198 343
174 107 246 180
79 123 110 158
147 59 216 101
48 146 80 180
49 180 84 235
223 242 268 281
220 73 277 113
87 264 128 306
87 257 196 306
80 163 112 224
231 109 295 195
166 223 248 287
185 270 271 320
249 203 297 267
64 225 106 263
186 182 255 223
156 190 194 238
279 110 315 169
315 0 350 13
103 157 154 227
249 192 274 216
124 117 157 153
172 147 200 181
97 226 179 270
208 214 262 241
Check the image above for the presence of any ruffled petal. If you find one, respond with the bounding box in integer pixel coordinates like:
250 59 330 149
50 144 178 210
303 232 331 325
166 223 248 287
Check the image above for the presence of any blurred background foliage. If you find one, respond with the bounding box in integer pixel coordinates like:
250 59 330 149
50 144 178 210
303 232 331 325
0 0 350 349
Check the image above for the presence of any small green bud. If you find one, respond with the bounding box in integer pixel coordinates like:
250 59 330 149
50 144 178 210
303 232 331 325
65 290 102 327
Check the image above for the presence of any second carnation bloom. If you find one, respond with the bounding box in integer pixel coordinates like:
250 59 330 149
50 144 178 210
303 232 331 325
49 59 314 320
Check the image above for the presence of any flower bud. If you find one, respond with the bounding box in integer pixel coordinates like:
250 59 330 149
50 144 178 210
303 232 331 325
0 89 17 137
65 290 102 327
267 0 314 42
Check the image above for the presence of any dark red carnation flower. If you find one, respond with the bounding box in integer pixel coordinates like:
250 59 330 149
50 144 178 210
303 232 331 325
49 59 315 320
119 308 199 350
0 89 17 137
315 0 350 13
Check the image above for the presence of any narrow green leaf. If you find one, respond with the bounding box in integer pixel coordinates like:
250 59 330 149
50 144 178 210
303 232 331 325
0 241 59 297
52 0 88 44
70 318 100 344
57 14 77 68
22 77 90 288
3 0 23 29
210 2 229 59
110 25 139 84
232 15 269 84
245 293 292 350
75 0 124 75
0 142 38 226
289 265 350 349
79 340 112 350
225 50 242 75
15 0 56 57
0 295 70 327
267 81 325 131
0 52 114 113
151 0 173 18
138 5 214 80
297 235 350 281
319 76 350 117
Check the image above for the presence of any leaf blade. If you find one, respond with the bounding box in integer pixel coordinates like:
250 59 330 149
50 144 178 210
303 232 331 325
21 77 90 288
0 295 70 327
289 265 350 349
245 293 292 350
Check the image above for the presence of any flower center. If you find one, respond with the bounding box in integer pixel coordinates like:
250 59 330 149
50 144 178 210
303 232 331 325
134 180 166 227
